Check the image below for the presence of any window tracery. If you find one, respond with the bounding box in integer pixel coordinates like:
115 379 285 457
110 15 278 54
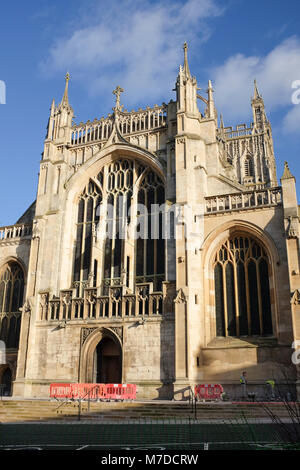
214 236 273 337
0 262 24 348
73 158 165 295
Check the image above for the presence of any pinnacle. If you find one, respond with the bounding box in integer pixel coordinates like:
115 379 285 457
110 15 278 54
281 161 294 179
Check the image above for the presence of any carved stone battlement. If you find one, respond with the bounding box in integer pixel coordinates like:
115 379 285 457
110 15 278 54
0 223 32 242
70 104 167 147
223 123 254 139
205 187 282 214
39 281 175 323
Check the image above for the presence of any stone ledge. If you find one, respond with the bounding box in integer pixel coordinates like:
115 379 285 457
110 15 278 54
203 336 287 349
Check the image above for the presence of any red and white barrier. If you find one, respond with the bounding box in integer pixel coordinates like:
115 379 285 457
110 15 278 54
50 383 137 400
194 384 223 400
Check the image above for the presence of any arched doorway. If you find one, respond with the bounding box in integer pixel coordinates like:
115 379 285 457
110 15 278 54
1 367 12 396
94 337 122 383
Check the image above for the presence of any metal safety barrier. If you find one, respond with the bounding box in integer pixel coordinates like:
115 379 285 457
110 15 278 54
194 384 223 401
50 383 137 401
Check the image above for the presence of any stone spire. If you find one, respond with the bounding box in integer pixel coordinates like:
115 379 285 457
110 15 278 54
251 78 267 130
206 80 216 119
46 98 56 140
61 72 71 107
218 113 226 139
282 161 295 180
219 113 224 129
183 41 191 79
50 98 55 116
253 79 261 100
54 72 74 140
176 42 198 115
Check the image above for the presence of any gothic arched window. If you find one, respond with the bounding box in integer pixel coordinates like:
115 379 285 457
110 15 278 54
73 179 102 289
213 236 273 337
0 262 24 349
244 157 254 177
136 170 165 290
73 158 165 295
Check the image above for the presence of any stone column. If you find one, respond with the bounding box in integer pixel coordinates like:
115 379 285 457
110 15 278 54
174 288 189 399
13 220 41 397
281 162 300 399
13 301 31 396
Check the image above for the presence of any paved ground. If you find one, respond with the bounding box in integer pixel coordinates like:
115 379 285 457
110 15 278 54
1 421 299 450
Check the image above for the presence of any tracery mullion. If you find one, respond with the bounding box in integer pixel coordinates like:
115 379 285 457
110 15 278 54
100 165 109 290
114 192 125 280
233 259 240 337
90 176 102 192
12 274 20 312
237 260 248 335
5 274 12 313
153 189 158 290
79 195 88 292
226 241 237 336
225 261 236 336
0 278 6 313
222 260 228 337
128 163 139 292
143 190 148 281
8 272 15 313
256 257 264 336
90 195 99 286
110 193 117 281
244 246 252 335
214 262 225 336
247 258 260 335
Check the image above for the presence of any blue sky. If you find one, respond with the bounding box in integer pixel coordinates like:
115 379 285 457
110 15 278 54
0 0 300 225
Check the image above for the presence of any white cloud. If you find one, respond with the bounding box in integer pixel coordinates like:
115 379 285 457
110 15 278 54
40 0 223 107
211 37 300 132
282 103 300 134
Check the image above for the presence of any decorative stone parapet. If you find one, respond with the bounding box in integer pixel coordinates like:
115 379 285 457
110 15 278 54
71 104 167 147
39 281 175 322
205 187 282 214
0 224 32 241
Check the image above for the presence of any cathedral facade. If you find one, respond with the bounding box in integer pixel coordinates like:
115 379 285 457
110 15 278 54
0 45 300 399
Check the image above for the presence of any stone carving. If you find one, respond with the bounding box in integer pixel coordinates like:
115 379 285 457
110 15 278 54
85 289 97 304
32 220 40 240
174 288 186 304
61 291 72 305
287 216 299 239
109 327 123 343
113 85 124 111
291 290 300 306
39 293 49 320
81 327 98 345
22 298 32 314
80 326 123 346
